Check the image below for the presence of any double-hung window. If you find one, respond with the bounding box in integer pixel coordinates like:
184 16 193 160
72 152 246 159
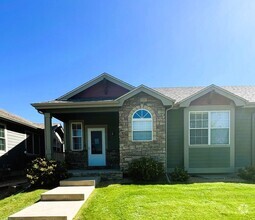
132 109 153 141
71 122 83 151
0 124 6 151
189 111 230 145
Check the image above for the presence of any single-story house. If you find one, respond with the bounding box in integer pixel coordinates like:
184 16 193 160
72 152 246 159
32 73 255 173
0 109 65 172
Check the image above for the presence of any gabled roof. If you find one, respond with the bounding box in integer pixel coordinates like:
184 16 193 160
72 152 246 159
0 109 41 129
32 73 255 111
155 85 254 106
116 85 175 106
57 73 135 101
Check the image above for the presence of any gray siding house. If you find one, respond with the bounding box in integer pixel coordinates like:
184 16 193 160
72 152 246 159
0 109 45 171
0 110 65 173
32 73 255 173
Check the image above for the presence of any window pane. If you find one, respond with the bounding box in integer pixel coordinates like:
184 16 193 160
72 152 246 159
0 126 4 138
71 123 83 150
133 110 152 119
72 129 82 137
0 139 5 151
196 120 202 128
73 137 82 150
133 121 152 131
133 131 152 141
190 129 208 145
211 112 229 128
211 128 229 144
190 113 195 120
72 123 81 129
190 112 208 128
203 113 208 120
190 120 195 128
91 131 102 154
72 123 82 137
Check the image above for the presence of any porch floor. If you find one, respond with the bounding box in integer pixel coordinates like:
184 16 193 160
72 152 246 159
68 169 123 180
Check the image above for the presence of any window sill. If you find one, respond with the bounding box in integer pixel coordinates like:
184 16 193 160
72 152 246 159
132 140 153 142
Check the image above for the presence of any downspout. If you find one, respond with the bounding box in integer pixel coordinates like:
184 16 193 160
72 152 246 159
165 105 174 183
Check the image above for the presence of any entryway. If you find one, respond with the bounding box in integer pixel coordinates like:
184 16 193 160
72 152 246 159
87 128 106 166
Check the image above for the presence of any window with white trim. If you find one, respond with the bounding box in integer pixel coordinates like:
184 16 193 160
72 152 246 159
189 111 230 145
132 109 153 141
71 122 83 150
0 124 6 151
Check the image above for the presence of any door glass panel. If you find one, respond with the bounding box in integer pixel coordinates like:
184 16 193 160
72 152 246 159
91 131 102 154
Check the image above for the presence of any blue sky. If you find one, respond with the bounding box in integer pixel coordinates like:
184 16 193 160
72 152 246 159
1 0 255 122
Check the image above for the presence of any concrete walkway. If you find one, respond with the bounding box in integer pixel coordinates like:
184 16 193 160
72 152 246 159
8 177 100 220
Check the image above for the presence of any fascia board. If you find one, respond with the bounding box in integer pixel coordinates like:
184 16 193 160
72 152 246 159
179 85 247 107
116 85 175 106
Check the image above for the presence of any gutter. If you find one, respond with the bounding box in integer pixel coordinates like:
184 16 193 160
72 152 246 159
165 105 174 174
31 100 119 110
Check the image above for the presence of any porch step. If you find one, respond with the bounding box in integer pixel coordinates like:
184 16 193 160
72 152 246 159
9 177 96 220
41 186 94 201
60 176 100 187
69 169 123 180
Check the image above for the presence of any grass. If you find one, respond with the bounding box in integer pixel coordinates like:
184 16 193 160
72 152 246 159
0 189 47 220
74 182 255 220
0 183 254 220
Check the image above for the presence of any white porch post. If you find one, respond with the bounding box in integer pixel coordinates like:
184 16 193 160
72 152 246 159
44 113 52 159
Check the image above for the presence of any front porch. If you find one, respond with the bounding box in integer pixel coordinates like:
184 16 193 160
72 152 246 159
44 110 121 171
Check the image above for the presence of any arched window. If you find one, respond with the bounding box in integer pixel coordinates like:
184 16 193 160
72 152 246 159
132 109 153 141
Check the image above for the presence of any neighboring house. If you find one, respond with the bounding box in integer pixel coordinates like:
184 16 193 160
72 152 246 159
35 123 65 162
35 123 64 154
0 110 65 172
32 73 255 173
0 109 45 171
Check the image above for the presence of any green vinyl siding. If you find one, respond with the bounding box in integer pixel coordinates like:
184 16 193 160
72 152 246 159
235 108 254 167
167 109 184 169
189 147 230 168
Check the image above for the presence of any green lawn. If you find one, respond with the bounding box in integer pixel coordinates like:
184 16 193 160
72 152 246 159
0 189 47 220
1 183 254 220
74 183 255 220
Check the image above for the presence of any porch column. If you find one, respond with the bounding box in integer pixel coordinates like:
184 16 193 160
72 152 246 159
44 113 52 159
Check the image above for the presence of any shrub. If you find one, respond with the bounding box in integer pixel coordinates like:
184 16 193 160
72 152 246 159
238 166 255 182
170 167 189 182
128 157 164 181
26 157 68 188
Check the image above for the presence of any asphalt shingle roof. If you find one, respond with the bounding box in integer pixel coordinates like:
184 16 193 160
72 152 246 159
0 109 41 129
154 86 255 103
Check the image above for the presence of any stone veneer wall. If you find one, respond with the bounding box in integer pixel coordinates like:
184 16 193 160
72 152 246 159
65 148 119 169
119 92 166 172
66 150 87 169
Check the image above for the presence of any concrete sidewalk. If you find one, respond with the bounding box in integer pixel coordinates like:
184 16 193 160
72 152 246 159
8 177 99 220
